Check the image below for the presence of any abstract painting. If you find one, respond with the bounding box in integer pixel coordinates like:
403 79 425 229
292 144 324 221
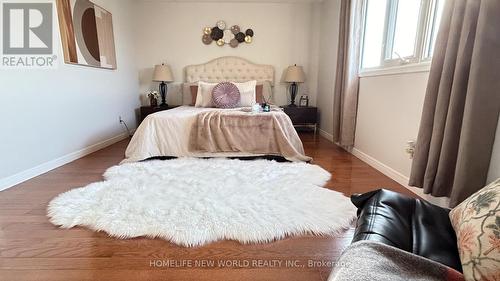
56 0 116 69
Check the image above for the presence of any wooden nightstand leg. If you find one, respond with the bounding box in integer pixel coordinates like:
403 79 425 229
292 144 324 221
314 124 318 138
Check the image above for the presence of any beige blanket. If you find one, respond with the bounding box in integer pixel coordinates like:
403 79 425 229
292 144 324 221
189 109 312 162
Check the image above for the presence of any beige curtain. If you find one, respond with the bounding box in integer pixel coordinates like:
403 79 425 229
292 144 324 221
332 0 363 148
409 0 500 207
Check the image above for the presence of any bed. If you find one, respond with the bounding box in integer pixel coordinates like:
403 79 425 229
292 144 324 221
124 57 311 163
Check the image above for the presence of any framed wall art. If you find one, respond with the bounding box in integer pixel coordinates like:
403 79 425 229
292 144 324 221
56 0 117 69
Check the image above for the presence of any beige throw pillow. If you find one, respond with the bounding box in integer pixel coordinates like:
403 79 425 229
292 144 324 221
449 178 500 281
233 80 257 107
195 81 218 107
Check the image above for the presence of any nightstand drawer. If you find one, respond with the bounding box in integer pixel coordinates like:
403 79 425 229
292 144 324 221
282 106 318 124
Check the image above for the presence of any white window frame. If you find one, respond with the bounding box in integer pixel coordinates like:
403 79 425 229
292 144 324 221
422 0 443 60
359 0 443 77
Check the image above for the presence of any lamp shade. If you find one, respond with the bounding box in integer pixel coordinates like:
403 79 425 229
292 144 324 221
284 65 306 83
152 64 174 82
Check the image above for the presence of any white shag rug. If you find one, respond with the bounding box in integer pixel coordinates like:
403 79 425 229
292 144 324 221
48 158 356 247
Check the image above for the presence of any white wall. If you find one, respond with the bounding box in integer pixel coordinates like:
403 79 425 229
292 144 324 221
316 0 341 140
0 0 140 187
354 72 500 186
354 73 500 204
133 1 320 107
351 71 445 203
354 72 428 177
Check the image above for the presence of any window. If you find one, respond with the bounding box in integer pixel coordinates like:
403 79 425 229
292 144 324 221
360 0 445 71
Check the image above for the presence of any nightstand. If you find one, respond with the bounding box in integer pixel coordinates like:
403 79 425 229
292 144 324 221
140 105 178 124
281 106 318 135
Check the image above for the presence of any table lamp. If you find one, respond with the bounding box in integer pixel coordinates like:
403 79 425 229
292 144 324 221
152 64 174 107
284 65 306 107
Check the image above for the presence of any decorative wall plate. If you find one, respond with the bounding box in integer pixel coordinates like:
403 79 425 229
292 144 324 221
231 25 240 35
223 30 232 43
210 27 223 41
217 20 226 30
202 34 212 45
229 39 239 48
235 32 245 43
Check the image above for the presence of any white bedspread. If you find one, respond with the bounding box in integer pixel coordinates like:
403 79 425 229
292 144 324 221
123 106 308 163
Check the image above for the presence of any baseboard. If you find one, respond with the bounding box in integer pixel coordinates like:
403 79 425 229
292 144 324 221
319 129 334 142
351 147 449 207
351 148 410 187
0 133 130 192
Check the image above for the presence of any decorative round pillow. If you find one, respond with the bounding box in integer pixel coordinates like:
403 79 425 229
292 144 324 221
212 82 240 108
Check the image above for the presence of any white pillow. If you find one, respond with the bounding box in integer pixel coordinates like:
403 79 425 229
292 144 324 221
195 81 218 107
233 80 257 107
260 81 273 104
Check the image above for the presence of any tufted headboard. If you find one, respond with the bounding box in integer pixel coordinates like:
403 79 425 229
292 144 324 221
184 56 275 84
182 57 275 105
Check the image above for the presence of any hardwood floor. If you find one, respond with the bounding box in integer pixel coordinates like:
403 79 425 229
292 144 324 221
0 134 415 281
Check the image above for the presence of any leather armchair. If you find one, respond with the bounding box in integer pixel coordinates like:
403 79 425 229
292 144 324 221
351 189 462 272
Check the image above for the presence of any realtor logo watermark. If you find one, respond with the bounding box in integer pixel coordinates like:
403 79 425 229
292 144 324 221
1 2 57 68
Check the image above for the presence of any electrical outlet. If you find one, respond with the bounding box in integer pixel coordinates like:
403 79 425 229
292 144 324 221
119 116 132 137
406 140 416 159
